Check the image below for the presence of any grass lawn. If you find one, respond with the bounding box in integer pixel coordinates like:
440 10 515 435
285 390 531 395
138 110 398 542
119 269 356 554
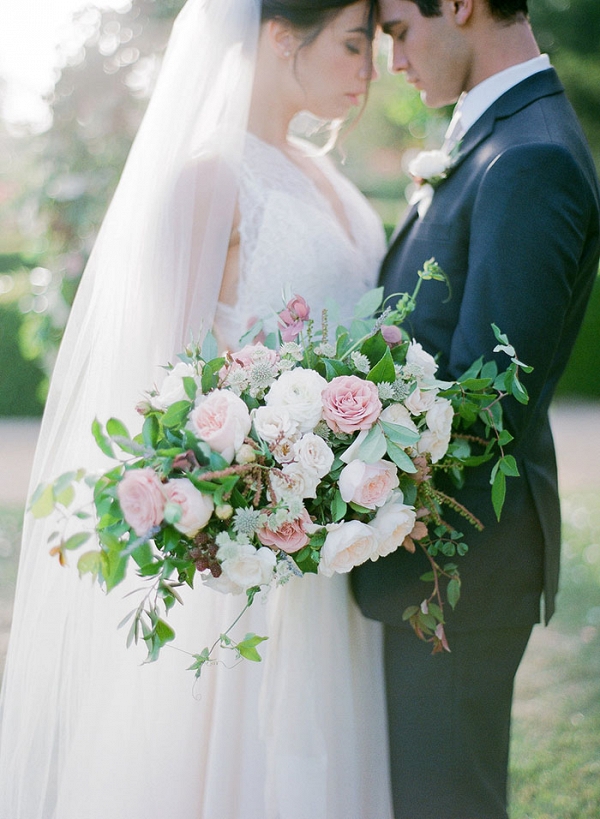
0 492 599 817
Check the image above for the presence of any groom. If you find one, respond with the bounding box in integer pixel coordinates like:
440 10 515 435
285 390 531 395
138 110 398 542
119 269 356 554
353 1 600 817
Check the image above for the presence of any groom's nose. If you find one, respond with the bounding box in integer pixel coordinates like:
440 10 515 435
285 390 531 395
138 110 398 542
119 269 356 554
389 43 408 74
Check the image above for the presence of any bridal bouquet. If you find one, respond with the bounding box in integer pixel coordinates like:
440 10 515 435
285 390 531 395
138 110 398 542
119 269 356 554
32 260 531 671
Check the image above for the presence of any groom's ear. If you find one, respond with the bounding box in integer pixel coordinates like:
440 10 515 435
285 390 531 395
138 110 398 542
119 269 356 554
445 0 474 26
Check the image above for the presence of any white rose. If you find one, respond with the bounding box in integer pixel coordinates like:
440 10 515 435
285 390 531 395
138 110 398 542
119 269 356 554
252 405 299 445
293 433 335 479
416 429 451 464
265 369 327 433
151 362 197 410
379 404 419 433
404 386 438 416
370 491 417 558
406 341 438 383
203 572 245 595
162 478 214 536
426 398 454 439
220 543 276 590
319 520 378 577
280 462 321 499
408 149 452 182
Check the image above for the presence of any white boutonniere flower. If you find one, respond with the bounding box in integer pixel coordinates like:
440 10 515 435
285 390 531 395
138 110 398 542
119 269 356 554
408 148 457 218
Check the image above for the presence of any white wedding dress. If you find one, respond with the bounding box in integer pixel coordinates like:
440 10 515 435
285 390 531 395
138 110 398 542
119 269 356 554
0 134 394 819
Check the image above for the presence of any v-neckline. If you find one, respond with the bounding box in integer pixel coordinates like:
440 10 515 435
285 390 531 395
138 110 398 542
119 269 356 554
246 132 357 248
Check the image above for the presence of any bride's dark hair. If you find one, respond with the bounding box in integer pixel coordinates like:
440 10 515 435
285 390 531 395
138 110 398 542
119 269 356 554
261 0 377 44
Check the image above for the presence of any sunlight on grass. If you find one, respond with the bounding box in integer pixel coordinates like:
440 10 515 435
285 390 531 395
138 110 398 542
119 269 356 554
510 491 600 819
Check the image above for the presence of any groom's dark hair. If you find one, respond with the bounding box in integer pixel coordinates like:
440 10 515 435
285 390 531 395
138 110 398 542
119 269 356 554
408 0 528 21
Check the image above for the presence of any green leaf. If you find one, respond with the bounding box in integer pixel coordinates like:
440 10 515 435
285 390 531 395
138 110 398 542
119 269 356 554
447 577 461 609
63 532 91 551
497 429 514 447
77 550 102 578
154 618 176 646
106 417 130 441
360 331 388 367
353 287 384 319
498 455 520 477
30 483 55 518
183 376 198 401
331 491 347 523
386 440 417 473
491 469 507 521
142 415 160 449
161 400 192 429
55 484 75 508
380 420 420 448
458 356 484 381
356 424 387 462
92 418 115 458
236 634 268 662
402 605 420 621
367 346 396 384
201 331 218 362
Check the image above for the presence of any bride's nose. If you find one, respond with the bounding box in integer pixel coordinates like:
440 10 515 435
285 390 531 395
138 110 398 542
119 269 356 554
359 58 379 81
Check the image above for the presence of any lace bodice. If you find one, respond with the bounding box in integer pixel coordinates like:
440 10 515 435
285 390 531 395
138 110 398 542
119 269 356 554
214 134 386 346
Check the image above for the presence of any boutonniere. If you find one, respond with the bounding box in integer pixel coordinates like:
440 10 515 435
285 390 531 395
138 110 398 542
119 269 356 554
407 146 460 218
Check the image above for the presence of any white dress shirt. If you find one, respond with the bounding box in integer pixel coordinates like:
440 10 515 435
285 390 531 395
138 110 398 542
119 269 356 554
444 54 552 149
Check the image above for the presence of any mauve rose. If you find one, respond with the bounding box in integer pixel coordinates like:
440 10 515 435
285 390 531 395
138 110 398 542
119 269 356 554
188 389 252 463
319 520 378 577
117 468 165 536
321 375 382 434
338 459 399 509
163 478 214 536
278 295 310 342
257 509 311 554
381 325 403 347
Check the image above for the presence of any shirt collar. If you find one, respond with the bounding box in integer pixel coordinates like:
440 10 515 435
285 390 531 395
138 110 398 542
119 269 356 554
446 54 552 141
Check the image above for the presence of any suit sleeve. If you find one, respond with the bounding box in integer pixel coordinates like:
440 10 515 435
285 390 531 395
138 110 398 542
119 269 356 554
447 141 594 436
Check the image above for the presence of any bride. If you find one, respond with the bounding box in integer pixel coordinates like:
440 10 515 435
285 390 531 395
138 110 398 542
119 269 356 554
0 1 395 817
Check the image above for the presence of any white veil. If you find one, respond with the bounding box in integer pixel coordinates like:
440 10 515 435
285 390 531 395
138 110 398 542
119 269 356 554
0 1 261 816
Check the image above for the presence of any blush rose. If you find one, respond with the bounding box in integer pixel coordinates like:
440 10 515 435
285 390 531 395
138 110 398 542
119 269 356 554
117 467 165 536
321 375 382 434
188 389 252 463
163 478 214 536
338 459 399 510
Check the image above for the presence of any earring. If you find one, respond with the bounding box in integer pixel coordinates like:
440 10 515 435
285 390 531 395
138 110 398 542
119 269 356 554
283 49 291 57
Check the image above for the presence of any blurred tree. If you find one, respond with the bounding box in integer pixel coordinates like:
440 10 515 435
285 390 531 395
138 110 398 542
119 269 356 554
1 0 597 404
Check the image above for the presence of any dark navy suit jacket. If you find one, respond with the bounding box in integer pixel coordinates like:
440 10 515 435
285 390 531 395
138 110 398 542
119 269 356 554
353 69 600 631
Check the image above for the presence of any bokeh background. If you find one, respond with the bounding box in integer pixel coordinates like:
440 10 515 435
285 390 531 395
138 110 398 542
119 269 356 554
0 2 599 817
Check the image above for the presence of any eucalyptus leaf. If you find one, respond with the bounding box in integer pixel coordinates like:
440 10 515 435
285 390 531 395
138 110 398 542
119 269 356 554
353 287 384 318
356 424 387 462
386 440 418 473
30 483 55 519
92 418 115 458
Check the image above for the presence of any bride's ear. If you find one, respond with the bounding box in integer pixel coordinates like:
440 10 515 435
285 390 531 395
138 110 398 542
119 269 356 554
264 18 297 60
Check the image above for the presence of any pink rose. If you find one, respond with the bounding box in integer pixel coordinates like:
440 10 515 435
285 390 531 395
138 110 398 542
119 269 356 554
257 509 312 554
321 375 382 434
338 459 399 509
117 467 165 537
188 389 252 463
231 343 279 369
163 478 214 536
319 520 378 577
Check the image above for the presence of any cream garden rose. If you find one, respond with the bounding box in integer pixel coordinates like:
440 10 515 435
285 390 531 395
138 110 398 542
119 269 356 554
150 362 198 411
319 520 378 577
406 340 439 383
293 433 335 479
219 542 277 590
370 492 417 558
